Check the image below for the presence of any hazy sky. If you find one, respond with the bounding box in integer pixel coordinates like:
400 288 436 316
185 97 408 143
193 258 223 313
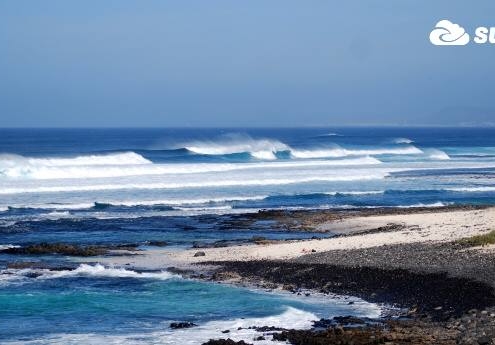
1 1 495 127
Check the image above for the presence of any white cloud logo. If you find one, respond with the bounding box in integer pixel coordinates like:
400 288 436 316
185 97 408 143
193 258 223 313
430 20 470 45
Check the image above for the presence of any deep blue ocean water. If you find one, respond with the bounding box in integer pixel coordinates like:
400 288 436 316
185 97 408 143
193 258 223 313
1 127 495 343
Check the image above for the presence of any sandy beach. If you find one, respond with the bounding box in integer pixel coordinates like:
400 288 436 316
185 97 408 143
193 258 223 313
99 206 495 269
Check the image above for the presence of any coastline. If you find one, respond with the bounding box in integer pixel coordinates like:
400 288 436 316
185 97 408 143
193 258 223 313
4 205 494 343
99 205 494 268
93 205 495 344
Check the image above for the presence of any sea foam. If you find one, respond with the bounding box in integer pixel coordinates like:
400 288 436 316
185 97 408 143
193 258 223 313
0 171 392 194
0 152 152 179
1 264 177 283
290 145 423 159
0 154 381 180
183 134 289 159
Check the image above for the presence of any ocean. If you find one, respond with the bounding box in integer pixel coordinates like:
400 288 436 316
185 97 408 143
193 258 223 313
1 127 495 343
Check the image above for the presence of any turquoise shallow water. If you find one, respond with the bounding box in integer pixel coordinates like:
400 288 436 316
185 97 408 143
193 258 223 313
0 265 381 343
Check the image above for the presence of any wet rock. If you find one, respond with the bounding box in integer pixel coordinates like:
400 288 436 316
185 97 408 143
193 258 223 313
25 272 43 278
202 339 252 345
282 284 297 293
112 243 140 250
477 336 491 345
6 261 75 271
333 316 366 325
194 251 206 257
148 241 168 247
212 260 495 320
1 242 141 257
170 321 197 329
1 243 108 257
7 261 48 269
252 326 286 332
312 319 334 328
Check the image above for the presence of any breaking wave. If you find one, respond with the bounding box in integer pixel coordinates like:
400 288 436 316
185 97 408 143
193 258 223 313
182 134 289 160
425 149 450 160
0 152 152 179
1 196 268 212
290 146 423 159
325 190 385 196
0 152 150 167
0 171 391 195
179 134 423 160
397 201 449 208
393 137 414 144
0 244 19 250
44 264 177 280
0 307 322 345
446 186 495 192
1 264 176 284
0 152 382 180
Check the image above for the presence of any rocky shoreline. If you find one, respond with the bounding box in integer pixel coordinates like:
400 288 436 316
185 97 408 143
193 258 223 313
196 239 495 344
211 205 489 232
2 206 494 344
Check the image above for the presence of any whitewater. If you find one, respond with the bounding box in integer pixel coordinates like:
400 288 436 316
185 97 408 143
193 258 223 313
1 128 495 217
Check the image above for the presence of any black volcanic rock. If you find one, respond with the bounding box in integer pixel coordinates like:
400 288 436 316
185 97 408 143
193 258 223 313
170 321 197 329
202 339 252 345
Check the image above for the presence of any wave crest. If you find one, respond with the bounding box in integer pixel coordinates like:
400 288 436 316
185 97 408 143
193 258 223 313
2 264 176 283
182 134 289 160
393 137 414 144
0 152 151 179
291 145 423 159
425 149 450 160
181 134 423 160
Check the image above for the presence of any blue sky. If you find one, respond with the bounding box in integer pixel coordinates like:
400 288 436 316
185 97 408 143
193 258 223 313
1 1 494 127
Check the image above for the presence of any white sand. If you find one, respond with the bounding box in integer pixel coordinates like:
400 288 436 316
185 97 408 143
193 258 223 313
98 207 495 270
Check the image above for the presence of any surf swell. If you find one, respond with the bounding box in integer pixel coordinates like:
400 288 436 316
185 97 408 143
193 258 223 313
181 136 424 160
0 152 152 179
0 151 383 180
290 146 423 159
1 264 176 285
0 171 392 194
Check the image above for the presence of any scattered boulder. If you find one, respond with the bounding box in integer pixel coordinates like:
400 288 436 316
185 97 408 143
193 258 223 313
194 251 206 257
252 326 286 332
148 241 168 247
6 261 74 271
1 243 108 257
7 261 46 269
202 339 252 345
170 321 197 329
